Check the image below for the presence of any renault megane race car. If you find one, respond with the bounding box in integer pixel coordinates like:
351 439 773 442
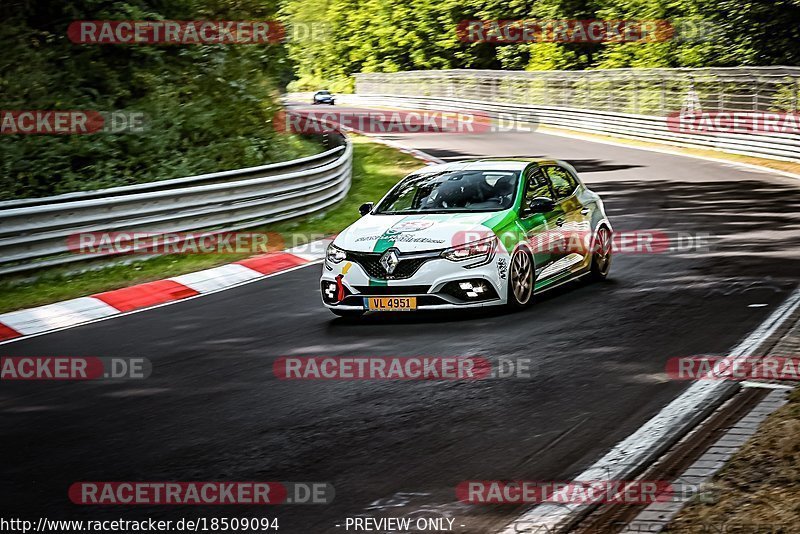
320 159 612 317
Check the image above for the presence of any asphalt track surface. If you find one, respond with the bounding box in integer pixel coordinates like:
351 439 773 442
1 116 799 533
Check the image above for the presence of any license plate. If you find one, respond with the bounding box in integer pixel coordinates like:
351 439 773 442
363 297 417 311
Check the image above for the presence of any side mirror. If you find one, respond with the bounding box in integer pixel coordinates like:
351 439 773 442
525 197 555 215
359 202 374 216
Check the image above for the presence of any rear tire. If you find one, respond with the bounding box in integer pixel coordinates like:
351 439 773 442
590 226 612 281
330 309 365 318
506 249 535 309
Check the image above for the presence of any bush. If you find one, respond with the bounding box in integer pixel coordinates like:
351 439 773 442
0 0 316 200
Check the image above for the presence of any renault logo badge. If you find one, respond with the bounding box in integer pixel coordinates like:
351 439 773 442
379 249 400 275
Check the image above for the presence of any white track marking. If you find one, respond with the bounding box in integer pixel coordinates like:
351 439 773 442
0 261 321 346
0 239 331 344
169 264 263 293
0 297 120 335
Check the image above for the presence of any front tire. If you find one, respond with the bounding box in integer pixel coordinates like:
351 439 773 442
507 249 534 309
590 226 612 280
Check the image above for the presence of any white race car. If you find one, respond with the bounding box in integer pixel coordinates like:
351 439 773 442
321 159 612 317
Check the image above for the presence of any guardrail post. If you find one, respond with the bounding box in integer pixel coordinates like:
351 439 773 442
753 80 760 112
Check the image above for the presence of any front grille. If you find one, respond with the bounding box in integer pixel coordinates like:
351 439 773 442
346 250 438 280
352 285 430 295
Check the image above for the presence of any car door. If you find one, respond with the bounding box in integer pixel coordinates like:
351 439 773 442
542 165 591 276
517 166 566 282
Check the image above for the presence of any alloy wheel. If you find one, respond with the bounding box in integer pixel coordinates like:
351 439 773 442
510 250 533 305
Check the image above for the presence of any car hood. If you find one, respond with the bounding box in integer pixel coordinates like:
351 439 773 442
335 212 508 253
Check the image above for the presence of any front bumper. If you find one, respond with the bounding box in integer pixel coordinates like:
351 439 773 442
320 251 510 311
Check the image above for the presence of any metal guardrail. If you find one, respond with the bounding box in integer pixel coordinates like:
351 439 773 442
350 68 800 162
339 93 800 161
0 131 352 276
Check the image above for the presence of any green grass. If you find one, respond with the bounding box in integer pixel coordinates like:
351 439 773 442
0 136 423 314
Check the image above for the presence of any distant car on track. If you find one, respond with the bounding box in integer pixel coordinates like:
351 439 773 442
312 90 335 105
320 158 612 317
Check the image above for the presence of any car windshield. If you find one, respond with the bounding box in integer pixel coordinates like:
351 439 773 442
374 170 520 214
317 91 330 95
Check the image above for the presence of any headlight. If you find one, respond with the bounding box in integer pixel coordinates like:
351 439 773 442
326 243 347 264
441 236 497 267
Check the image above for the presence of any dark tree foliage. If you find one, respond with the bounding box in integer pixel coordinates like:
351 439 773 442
0 0 310 199
281 0 800 90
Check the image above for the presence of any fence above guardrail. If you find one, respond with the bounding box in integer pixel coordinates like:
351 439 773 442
0 130 352 276
355 67 800 116
350 67 800 162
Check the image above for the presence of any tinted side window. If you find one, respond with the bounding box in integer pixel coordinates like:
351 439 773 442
524 168 552 206
545 166 578 199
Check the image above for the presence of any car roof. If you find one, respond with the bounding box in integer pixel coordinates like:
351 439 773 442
414 158 560 174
